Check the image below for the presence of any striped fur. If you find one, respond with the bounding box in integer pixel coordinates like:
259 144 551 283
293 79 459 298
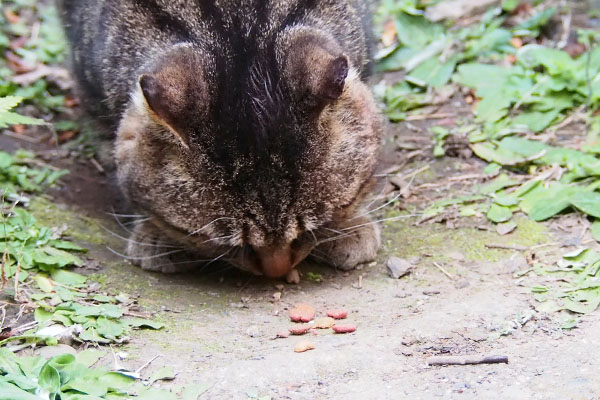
59 0 383 277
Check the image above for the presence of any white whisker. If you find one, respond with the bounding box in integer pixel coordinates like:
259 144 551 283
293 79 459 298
99 224 184 249
187 217 238 237
341 213 422 231
106 246 185 260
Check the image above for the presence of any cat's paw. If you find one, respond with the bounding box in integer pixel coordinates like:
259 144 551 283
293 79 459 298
315 218 380 271
125 222 197 274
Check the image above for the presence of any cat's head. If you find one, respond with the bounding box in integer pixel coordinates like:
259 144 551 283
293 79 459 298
115 28 382 278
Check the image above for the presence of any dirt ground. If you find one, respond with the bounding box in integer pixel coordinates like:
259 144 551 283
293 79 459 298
3 114 600 400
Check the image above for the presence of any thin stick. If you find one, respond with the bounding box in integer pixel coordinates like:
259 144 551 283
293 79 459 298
485 244 528 251
427 355 508 366
2 130 42 143
135 355 160 374
90 158 105 173
432 262 453 280
406 113 455 121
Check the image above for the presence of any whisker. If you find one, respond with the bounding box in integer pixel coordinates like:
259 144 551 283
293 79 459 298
317 230 362 245
341 213 422 231
362 175 390 213
148 258 216 270
104 212 146 219
322 227 344 235
108 207 137 236
308 229 318 246
187 217 238 237
106 246 185 260
205 247 235 267
354 174 416 219
198 234 235 245
122 218 150 226
99 224 184 249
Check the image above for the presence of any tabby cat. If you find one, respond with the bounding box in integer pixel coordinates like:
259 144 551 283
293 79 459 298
58 0 383 279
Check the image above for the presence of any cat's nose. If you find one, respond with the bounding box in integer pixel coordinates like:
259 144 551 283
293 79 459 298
253 245 294 278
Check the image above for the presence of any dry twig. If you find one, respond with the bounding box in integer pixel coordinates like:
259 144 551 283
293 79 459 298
485 243 528 251
433 262 454 280
427 354 509 366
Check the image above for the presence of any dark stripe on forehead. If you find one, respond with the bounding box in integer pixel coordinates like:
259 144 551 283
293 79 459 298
254 0 270 27
278 0 319 31
130 0 191 39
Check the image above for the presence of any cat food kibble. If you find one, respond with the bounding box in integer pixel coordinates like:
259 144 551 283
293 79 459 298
294 340 316 353
327 309 348 319
313 317 335 329
332 324 356 334
289 303 315 322
289 324 312 335
274 331 289 339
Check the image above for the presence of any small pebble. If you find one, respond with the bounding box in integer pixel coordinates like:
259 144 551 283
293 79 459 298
386 257 414 279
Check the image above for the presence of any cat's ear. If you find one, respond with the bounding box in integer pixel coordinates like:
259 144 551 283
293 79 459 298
284 33 350 101
138 48 206 148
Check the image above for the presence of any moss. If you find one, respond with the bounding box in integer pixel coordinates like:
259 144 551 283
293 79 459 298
381 212 550 264
28 197 120 247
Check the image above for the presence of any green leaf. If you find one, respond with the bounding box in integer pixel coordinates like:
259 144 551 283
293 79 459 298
181 384 211 400
0 381 40 400
51 270 87 287
98 372 137 392
137 388 178 400
591 221 600 242
520 184 580 221
518 45 576 75
394 13 444 49
61 377 109 398
487 204 513 223
34 308 54 324
406 55 458 88
149 367 176 383
78 328 111 344
35 275 55 293
39 363 61 394
76 350 106 368
570 191 600 219
0 349 21 375
96 317 125 340
0 96 24 113
77 304 123 319
122 318 165 330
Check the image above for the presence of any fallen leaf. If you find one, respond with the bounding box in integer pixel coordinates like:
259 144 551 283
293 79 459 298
381 20 397 47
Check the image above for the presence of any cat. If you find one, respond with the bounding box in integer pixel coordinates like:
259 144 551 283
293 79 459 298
58 0 383 279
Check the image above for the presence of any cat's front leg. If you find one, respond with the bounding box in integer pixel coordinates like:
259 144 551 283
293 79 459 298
314 216 381 271
125 221 201 273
